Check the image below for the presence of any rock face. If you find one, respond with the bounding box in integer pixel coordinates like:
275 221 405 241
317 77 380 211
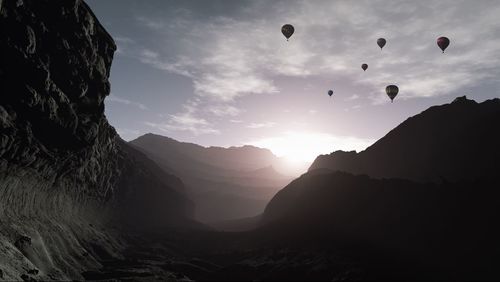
309 97 500 182
0 0 193 280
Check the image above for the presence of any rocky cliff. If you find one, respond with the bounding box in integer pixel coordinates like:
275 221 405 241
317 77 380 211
0 0 193 280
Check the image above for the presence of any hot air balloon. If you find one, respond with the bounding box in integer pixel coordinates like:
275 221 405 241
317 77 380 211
437 36 450 53
281 24 294 41
386 85 399 103
328 90 333 97
377 38 386 50
362 64 368 71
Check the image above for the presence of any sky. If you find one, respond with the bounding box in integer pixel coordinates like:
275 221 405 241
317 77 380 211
87 0 500 164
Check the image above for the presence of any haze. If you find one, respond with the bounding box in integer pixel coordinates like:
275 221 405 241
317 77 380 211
87 0 500 171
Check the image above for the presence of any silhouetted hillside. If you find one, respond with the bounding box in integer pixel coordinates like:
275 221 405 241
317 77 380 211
131 133 292 223
257 98 500 279
261 171 500 280
310 96 500 182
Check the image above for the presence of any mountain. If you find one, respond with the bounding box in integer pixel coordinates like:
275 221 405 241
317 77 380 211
130 133 293 223
0 1 196 280
259 98 500 279
261 171 500 280
310 96 500 182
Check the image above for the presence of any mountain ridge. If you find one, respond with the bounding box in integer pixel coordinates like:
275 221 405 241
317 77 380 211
309 96 500 182
132 133 279 172
130 133 293 223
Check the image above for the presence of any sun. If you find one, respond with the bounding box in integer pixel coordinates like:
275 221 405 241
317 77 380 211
248 131 373 168
249 132 331 163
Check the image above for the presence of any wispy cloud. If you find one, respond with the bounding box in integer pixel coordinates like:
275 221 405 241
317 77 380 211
138 49 195 77
113 36 135 55
118 0 500 137
136 16 165 30
133 1 500 105
246 122 277 129
114 36 135 44
145 100 220 135
344 94 360 101
107 94 148 110
207 104 242 117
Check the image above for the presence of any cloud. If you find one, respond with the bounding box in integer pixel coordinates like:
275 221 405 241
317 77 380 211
136 16 165 30
345 94 360 101
140 49 159 59
193 73 279 101
114 36 135 44
207 104 242 117
246 122 277 129
107 94 148 110
145 100 220 135
134 1 500 104
123 0 500 136
138 49 195 77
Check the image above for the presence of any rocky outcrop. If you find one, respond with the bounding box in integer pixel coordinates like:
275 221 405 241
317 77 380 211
309 97 500 182
0 0 193 280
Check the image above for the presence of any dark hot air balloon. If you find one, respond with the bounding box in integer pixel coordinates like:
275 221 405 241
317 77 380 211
281 24 294 41
362 64 368 71
377 38 386 50
385 85 399 103
437 36 450 53
328 90 333 97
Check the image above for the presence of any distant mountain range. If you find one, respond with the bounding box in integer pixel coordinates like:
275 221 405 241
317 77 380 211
130 134 293 223
310 96 500 182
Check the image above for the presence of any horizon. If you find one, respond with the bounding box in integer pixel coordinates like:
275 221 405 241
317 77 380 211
87 0 500 164
127 94 493 154
131 95 495 176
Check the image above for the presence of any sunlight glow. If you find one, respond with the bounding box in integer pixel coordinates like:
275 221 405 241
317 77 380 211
248 131 374 163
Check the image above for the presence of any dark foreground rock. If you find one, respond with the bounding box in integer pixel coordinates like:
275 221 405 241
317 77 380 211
261 171 500 280
0 0 195 279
